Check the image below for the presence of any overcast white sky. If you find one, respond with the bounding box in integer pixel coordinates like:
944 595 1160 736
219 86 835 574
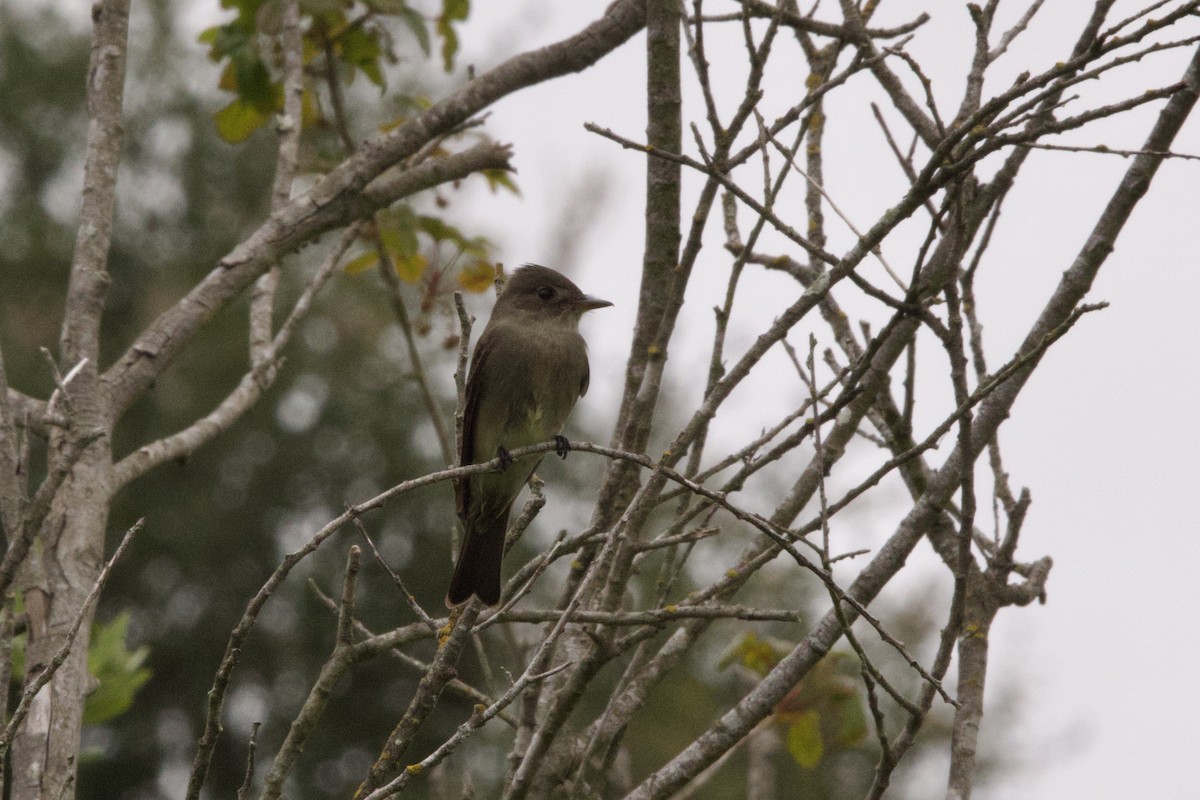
441 3 1200 798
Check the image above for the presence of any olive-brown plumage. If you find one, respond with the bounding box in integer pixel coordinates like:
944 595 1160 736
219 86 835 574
447 265 611 606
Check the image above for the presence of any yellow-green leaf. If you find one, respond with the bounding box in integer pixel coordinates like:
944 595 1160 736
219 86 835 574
217 61 238 92
785 710 824 768
197 25 220 48
437 0 470 70
213 98 270 143
832 689 869 747
457 260 495 293
379 115 407 133
302 35 323 65
482 168 519 195
416 214 457 242
395 252 427 283
367 0 411 11
436 11 461 73
718 631 785 677
301 88 322 128
303 0 349 16
343 250 380 275
442 0 469 21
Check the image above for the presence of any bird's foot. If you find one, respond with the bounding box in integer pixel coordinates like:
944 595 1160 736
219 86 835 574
554 435 571 459
495 446 513 470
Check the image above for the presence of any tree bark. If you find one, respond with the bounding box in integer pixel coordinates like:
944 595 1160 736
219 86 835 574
9 1 128 798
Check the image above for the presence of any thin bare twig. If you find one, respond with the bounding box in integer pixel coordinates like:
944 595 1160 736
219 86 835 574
235 722 261 800
0 520 143 754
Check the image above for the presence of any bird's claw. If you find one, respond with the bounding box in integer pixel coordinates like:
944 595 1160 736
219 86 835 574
495 447 513 470
554 435 571 459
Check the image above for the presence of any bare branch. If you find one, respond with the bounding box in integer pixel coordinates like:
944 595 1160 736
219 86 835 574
259 546 363 800
110 225 361 490
0 519 142 755
356 603 483 795
2 390 52 437
734 0 929 40
373 246 455 465
1016 140 1200 161
236 722 261 800
836 0 942 147
248 0 304 368
989 0 1047 62
624 39 1200 800
0 428 103 597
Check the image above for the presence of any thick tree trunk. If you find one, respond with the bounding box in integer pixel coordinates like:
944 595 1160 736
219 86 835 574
11 434 111 800
8 1 129 795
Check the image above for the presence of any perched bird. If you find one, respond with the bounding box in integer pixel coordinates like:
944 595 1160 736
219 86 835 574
447 264 612 606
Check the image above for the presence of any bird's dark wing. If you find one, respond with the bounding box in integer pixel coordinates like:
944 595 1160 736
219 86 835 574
455 325 496 520
579 351 590 397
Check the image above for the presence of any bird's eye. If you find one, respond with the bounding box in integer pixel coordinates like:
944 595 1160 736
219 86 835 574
537 286 555 301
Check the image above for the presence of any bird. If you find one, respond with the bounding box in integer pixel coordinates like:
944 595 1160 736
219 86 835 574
446 264 612 606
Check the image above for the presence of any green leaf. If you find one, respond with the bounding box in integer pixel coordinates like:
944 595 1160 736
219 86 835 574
343 250 380 275
833 690 868 747
437 19 459 72
420 215 470 244
232 52 276 109
224 0 268 11
198 21 252 62
340 25 386 90
718 630 786 677
397 7 431 56
366 0 412 13
10 608 151 725
436 0 468 71
482 168 519 195
416 214 457 242
84 612 152 725
442 0 469 21
300 87 323 128
212 98 271 143
300 0 350 14
379 222 419 259
786 710 825 768
197 25 222 51
413 215 490 256
377 204 417 245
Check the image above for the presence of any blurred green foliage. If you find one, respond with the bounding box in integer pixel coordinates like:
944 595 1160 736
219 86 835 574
0 2 478 796
9 609 150 728
199 0 470 143
721 632 868 770
84 612 153 726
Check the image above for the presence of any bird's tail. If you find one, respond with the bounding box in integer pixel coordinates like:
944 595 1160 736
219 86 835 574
446 510 509 607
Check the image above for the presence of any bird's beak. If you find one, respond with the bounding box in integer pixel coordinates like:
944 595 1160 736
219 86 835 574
576 295 613 311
